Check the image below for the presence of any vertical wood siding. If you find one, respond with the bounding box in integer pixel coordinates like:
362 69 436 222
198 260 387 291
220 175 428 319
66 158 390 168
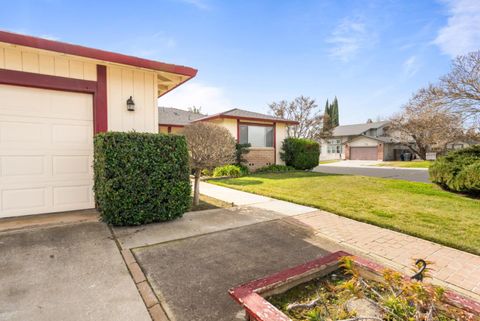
0 43 159 133
0 44 97 81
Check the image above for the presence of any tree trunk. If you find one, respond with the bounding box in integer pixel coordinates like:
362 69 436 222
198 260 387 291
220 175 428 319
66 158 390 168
193 169 201 206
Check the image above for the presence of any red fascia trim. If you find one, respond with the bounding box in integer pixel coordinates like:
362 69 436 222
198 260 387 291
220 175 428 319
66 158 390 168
193 114 299 125
0 30 197 77
236 119 240 143
238 121 274 127
159 123 185 128
0 68 97 93
273 122 277 164
95 65 108 133
229 251 480 320
0 67 108 134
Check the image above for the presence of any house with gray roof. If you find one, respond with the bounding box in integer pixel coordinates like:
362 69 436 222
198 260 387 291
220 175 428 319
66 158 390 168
158 107 298 170
320 120 408 161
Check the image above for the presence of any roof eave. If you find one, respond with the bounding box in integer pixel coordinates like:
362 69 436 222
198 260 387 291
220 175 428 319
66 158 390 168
0 30 198 77
192 114 299 125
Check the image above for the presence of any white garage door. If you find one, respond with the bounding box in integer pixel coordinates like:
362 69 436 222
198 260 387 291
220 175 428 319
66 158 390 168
0 84 94 218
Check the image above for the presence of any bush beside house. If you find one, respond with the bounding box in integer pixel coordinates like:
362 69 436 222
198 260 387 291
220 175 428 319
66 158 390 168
280 137 320 170
94 132 191 226
429 145 480 194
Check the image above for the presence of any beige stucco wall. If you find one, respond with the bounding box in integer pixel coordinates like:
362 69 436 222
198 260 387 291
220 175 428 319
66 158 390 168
0 42 159 133
349 136 379 147
206 118 237 138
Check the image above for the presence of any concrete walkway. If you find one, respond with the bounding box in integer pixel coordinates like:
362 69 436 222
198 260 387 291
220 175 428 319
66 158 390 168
200 182 480 299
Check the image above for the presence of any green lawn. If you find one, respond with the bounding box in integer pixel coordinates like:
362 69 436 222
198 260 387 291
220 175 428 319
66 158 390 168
209 172 480 255
318 160 341 165
376 160 432 168
190 194 233 212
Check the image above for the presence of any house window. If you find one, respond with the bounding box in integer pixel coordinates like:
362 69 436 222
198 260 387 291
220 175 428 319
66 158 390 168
239 124 274 147
327 139 342 154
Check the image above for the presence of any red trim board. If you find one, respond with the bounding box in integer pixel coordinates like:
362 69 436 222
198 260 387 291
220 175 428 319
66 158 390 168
0 67 108 134
0 30 197 77
229 251 480 321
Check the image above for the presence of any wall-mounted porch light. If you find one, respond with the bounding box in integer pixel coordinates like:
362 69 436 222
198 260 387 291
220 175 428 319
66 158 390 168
126 96 135 111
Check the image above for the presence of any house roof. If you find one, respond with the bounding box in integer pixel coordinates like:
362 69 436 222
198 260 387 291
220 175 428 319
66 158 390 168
332 121 390 137
346 135 399 144
192 108 299 125
0 30 197 97
158 107 206 126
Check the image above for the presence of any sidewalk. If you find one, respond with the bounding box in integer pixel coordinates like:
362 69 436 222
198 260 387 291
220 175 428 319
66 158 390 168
200 181 480 299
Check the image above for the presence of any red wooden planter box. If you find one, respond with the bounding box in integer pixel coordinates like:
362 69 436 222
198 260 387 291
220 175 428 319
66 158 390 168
229 251 480 321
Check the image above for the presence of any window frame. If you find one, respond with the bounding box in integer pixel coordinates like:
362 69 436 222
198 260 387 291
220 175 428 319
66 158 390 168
238 122 275 148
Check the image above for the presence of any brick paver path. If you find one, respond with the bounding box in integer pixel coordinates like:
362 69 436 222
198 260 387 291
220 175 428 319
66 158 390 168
294 211 480 298
201 182 480 299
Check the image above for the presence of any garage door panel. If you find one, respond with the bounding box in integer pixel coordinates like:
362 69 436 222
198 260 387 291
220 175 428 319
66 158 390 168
1 156 45 177
52 124 92 145
53 185 92 206
0 85 93 121
2 187 47 211
52 155 90 175
350 147 378 160
0 121 47 144
0 84 94 218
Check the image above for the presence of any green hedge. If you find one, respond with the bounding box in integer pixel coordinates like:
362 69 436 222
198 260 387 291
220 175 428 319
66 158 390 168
94 132 191 226
280 138 320 170
429 145 480 194
255 164 295 173
213 164 243 177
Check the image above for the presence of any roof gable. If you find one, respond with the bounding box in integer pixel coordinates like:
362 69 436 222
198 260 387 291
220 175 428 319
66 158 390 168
192 108 298 124
333 121 390 137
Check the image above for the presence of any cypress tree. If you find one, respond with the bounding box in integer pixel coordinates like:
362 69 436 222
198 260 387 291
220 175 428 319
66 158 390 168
323 99 330 128
332 97 339 126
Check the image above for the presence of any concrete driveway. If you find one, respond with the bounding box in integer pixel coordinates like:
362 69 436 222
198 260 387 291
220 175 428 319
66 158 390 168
0 221 150 321
313 163 430 183
114 207 331 321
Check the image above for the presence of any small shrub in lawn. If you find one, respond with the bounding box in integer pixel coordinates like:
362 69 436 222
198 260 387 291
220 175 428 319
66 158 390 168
94 132 191 226
256 164 295 173
280 137 320 170
429 145 480 194
213 164 243 177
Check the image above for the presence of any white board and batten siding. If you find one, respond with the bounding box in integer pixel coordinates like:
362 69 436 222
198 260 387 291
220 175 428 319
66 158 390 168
0 42 159 217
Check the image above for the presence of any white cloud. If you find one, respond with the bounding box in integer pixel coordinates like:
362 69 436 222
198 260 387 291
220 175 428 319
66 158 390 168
434 0 480 57
403 55 420 78
158 82 232 115
326 17 374 62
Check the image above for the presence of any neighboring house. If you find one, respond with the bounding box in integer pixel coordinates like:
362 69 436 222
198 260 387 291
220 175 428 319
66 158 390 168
320 121 406 161
158 107 205 134
158 107 298 170
0 31 197 218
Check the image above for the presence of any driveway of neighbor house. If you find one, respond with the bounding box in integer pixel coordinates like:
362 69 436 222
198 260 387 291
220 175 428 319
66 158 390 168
0 219 151 321
314 161 430 183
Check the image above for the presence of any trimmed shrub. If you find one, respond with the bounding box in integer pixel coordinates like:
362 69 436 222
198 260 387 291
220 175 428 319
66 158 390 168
94 132 191 226
429 145 480 194
213 164 242 177
256 164 295 173
280 138 320 170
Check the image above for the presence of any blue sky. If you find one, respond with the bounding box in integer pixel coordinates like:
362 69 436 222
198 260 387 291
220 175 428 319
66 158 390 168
1 0 479 124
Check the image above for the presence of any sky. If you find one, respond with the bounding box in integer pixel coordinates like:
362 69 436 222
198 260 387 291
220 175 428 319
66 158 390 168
1 0 479 124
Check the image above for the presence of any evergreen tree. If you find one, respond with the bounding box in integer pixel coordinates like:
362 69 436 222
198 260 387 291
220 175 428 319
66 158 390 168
323 99 330 128
332 96 339 126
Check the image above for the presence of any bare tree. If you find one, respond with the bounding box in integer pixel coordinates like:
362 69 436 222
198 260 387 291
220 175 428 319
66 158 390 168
184 122 236 205
389 88 465 159
188 106 203 114
268 96 325 139
434 51 480 126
